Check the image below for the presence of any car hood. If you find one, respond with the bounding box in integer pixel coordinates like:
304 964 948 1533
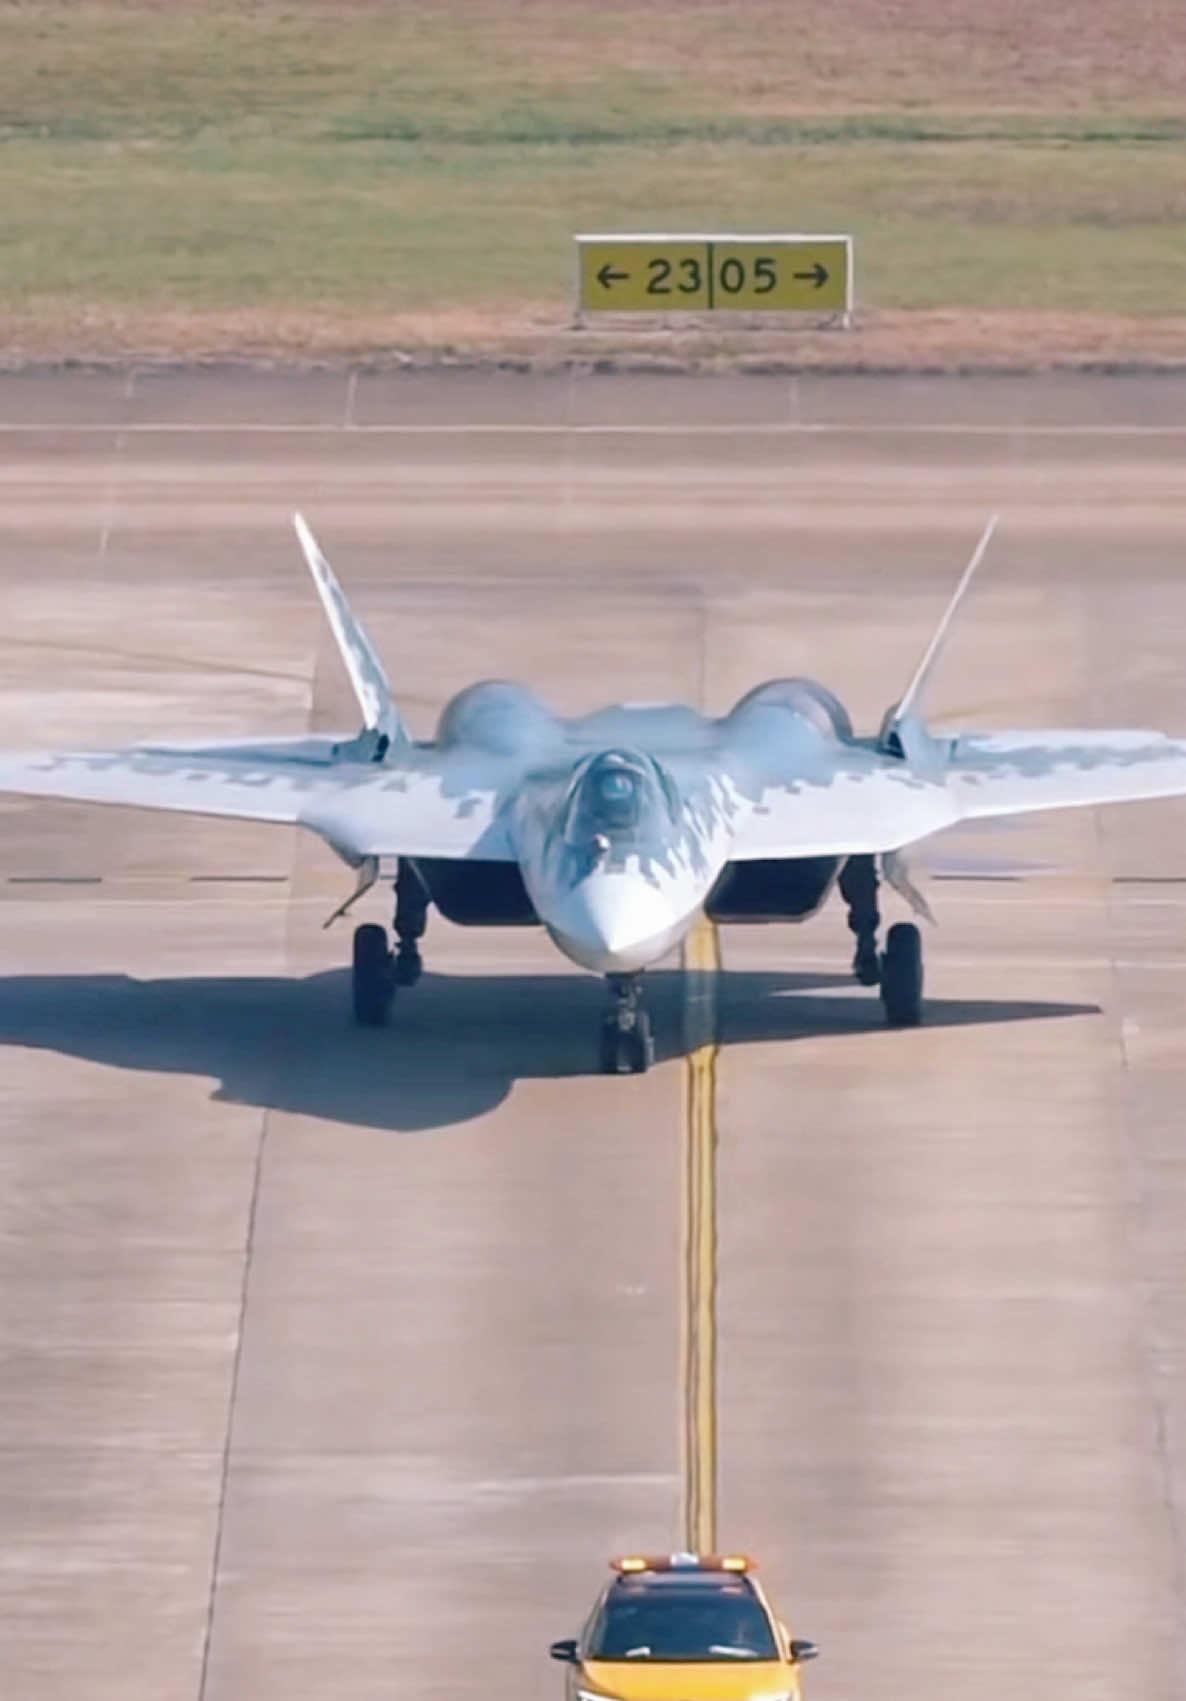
579 1659 794 1700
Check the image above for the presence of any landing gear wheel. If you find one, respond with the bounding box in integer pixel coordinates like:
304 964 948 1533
599 978 654 1075
600 1009 654 1075
625 1008 654 1075
352 923 394 1027
879 921 923 1028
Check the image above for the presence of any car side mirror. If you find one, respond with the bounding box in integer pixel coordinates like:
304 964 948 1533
789 1638 819 1664
550 1638 579 1663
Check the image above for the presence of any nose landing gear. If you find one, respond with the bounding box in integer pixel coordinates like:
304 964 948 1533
599 974 654 1075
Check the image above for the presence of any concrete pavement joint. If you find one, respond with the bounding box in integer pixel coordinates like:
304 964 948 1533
4 420 1186 436
195 1099 270 1701
1101 851 1186 1694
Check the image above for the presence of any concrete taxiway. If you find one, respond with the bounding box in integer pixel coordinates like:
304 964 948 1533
1 368 1186 1701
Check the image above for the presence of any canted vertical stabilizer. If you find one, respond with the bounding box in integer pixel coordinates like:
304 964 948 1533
879 513 999 759
293 512 407 750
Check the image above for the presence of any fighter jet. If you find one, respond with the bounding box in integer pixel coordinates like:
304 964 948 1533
3 513 1186 1073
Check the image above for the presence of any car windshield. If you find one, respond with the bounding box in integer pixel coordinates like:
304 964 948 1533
587 1579 778 1663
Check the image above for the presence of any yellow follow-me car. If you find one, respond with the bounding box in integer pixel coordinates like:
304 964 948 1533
550 1553 819 1701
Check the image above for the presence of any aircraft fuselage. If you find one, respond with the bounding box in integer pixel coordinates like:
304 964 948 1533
423 679 856 976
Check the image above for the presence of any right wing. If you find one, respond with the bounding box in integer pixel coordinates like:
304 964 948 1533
0 743 515 862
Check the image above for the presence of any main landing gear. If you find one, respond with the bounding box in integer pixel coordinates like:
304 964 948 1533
600 974 654 1075
392 859 428 988
352 922 394 1026
839 853 881 986
879 921 924 1028
840 854 924 1028
350 861 430 1027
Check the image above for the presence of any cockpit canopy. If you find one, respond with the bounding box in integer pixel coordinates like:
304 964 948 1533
561 749 678 847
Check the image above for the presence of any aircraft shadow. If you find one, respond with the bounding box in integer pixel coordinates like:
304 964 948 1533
0 966 1099 1132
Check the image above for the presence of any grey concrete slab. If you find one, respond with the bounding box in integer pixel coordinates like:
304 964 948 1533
796 371 1186 428
127 368 352 427
1 372 1186 1701
567 372 796 427
0 1445 221 1701
0 370 133 426
353 368 575 427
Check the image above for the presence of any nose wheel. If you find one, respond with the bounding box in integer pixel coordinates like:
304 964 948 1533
599 975 654 1074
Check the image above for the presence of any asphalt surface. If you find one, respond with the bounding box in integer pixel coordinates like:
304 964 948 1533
2 369 1186 1701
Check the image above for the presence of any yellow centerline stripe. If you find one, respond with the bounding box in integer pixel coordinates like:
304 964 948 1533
681 915 721 1555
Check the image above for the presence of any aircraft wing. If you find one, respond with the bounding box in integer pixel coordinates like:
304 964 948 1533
0 744 515 862
947 730 1186 820
726 727 1186 859
727 766 961 858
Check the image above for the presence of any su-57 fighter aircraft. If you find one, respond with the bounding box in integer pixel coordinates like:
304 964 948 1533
3 513 1186 1073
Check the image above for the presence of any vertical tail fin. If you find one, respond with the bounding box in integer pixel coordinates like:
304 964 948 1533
879 514 998 758
293 513 407 749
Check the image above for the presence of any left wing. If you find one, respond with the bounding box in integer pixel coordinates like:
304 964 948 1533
947 729 1186 820
726 728 1186 859
725 760 960 859
0 743 515 862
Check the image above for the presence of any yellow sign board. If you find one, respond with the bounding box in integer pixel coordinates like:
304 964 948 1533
577 234 852 315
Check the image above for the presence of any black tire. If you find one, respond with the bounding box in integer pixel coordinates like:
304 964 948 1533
353 923 394 1027
629 1010 655 1074
880 921 923 1028
599 1010 653 1075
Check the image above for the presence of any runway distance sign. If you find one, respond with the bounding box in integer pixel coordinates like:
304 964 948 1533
576 234 852 316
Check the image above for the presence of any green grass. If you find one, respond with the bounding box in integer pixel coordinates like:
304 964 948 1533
1 1 1184 343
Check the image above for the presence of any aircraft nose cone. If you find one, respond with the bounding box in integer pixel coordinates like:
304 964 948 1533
549 873 683 973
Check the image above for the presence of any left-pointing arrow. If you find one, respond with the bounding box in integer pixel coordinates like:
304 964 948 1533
597 263 629 288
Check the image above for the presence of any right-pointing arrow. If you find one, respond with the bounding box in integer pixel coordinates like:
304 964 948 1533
793 262 829 289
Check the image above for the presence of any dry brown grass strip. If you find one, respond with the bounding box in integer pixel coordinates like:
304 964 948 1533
3 305 1184 373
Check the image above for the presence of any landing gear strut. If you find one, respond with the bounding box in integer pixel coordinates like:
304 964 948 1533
841 855 925 1026
599 974 654 1075
393 859 429 987
840 854 881 986
351 860 430 1026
